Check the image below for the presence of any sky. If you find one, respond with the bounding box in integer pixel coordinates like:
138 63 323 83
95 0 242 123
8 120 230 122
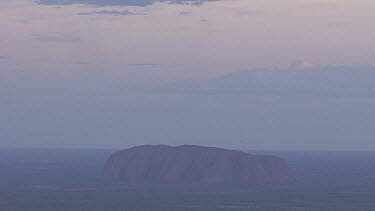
1 0 375 150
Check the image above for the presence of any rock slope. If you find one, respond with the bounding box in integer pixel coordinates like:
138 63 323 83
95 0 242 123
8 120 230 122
103 145 290 184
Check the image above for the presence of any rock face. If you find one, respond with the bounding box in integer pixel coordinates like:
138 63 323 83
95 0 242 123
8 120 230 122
103 145 290 184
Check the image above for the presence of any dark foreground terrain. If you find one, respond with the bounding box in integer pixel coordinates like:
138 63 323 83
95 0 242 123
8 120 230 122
1 148 375 211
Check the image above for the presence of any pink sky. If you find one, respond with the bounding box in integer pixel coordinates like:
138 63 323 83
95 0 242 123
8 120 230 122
1 0 375 86
2 0 375 150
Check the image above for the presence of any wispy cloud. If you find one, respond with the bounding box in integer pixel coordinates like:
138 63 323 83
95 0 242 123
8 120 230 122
129 63 161 67
157 65 375 98
36 0 221 7
32 32 81 43
79 10 145 16
0 56 12 61
128 63 180 69
179 11 192 16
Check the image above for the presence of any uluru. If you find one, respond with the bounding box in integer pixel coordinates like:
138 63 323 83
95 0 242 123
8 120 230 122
103 145 291 184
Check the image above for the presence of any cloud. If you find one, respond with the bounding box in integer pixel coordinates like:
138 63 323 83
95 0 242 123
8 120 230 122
179 11 192 16
127 63 179 69
301 1 340 12
32 32 81 43
128 63 162 67
36 0 221 7
78 10 145 16
0 56 12 61
156 65 375 98
289 60 314 69
234 8 254 17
